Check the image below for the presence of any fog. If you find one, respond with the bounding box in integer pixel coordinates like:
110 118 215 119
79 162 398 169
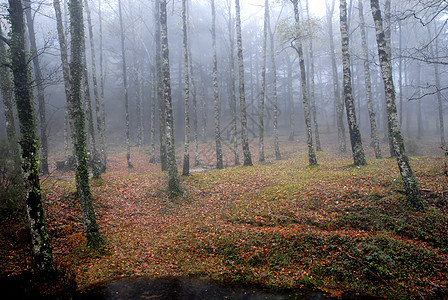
0 0 447 160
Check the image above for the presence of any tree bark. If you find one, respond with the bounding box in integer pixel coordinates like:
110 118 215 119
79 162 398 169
267 1 281 160
370 0 424 210
258 0 269 162
8 0 55 277
211 0 223 169
118 0 133 168
430 23 445 145
97 0 107 172
235 0 253 166
182 0 190 175
292 0 317 166
306 0 322 151
24 0 49 175
326 0 346 153
84 0 106 173
69 0 103 247
81 25 101 179
358 0 381 159
54 0 73 167
227 0 239 165
340 0 366 166
0 25 20 169
160 0 182 197
155 0 167 170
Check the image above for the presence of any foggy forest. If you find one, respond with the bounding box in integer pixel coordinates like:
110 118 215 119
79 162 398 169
1 0 448 298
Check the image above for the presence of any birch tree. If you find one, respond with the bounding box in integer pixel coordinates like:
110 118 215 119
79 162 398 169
370 0 424 210
326 0 346 153
211 0 224 169
340 0 366 166
6 0 55 277
182 0 190 175
291 0 317 166
258 0 269 162
358 0 381 159
267 1 281 160
235 0 253 166
227 0 239 165
305 0 322 151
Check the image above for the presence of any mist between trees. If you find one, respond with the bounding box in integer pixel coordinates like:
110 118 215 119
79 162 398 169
0 0 446 275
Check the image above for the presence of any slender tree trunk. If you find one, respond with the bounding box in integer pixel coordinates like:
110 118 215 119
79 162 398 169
182 0 190 175
84 0 106 173
267 1 281 160
383 0 395 157
160 0 182 197
150 66 157 163
54 0 72 166
235 0 253 166
227 0 239 165
292 0 317 166
306 0 322 151
286 54 295 141
189 53 200 166
211 0 223 169
358 0 381 159
117 0 133 168
155 0 167 170
430 23 445 145
97 0 107 172
398 22 403 127
24 1 49 175
258 0 269 162
68 0 103 247
326 0 346 152
8 0 56 277
370 0 423 210
340 0 366 166
81 27 101 179
0 25 20 168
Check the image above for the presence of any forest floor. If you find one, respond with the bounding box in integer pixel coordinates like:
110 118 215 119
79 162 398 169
1 134 448 299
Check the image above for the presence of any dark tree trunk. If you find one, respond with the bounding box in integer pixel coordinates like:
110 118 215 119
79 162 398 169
68 0 103 247
370 0 424 210
8 0 55 277
24 1 49 175
340 0 366 166
235 0 253 166
211 0 223 169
